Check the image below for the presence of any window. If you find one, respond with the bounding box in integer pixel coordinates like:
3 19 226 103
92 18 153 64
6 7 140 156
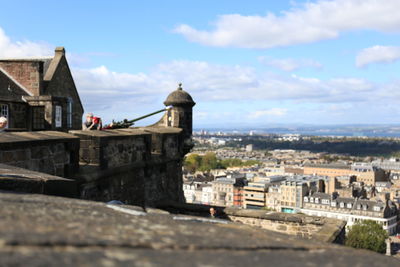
67 98 73 128
32 106 45 130
0 104 8 128
55 105 62 128
322 199 330 205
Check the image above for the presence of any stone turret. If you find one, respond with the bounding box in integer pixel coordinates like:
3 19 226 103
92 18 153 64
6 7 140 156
159 83 195 153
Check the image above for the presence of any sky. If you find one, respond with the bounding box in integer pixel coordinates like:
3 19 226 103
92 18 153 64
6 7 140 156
1 0 400 128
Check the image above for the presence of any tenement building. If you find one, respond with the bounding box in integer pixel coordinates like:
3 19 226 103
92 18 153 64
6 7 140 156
279 176 327 213
212 177 246 206
302 192 398 235
0 47 83 131
304 163 389 187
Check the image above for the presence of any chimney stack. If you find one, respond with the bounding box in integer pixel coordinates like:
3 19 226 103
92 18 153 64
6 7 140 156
55 47 65 56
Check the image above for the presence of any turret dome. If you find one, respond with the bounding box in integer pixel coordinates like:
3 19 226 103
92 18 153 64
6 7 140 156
164 83 196 107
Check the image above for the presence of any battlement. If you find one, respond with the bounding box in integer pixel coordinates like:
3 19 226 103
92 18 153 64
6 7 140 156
0 131 79 178
0 127 187 207
69 127 186 206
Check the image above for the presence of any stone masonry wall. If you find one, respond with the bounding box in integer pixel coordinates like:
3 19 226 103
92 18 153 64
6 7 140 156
44 56 83 130
70 127 185 207
0 131 80 178
224 208 346 243
0 127 187 207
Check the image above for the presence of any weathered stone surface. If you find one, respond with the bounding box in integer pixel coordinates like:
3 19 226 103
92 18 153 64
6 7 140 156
70 128 185 206
0 131 79 178
224 207 346 243
0 192 398 266
0 164 77 197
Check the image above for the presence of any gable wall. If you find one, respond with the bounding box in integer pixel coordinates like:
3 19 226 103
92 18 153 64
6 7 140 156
0 61 42 96
45 56 83 130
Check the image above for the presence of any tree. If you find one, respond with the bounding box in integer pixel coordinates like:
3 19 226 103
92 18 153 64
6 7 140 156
345 220 388 253
184 154 202 173
199 152 219 171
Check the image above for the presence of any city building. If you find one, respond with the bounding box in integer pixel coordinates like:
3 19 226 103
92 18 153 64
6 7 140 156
243 180 269 209
304 163 389 187
302 192 398 235
212 177 246 207
245 144 253 152
0 47 83 131
279 175 327 213
233 187 244 207
183 181 204 203
351 163 389 185
201 185 213 205
265 184 281 211
304 164 352 178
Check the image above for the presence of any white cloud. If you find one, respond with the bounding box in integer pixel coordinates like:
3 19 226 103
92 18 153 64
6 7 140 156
259 56 322 71
174 0 400 48
1 26 399 125
74 60 379 112
249 108 288 118
356 45 400 67
0 28 52 57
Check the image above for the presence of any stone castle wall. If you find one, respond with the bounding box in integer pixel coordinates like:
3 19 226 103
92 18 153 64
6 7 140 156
0 131 79 178
0 127 186 207
70 127 185 207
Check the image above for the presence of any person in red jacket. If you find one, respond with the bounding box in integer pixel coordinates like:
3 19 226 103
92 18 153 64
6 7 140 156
82 113 102 130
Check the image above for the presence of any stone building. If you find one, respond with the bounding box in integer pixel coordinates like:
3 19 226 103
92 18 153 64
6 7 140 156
304 163 389 187
279 175 328 213
302 192 398 235
0 47 83 131
212 177 246 207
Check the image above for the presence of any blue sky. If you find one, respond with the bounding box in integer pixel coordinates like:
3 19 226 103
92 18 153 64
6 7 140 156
1 0 400 128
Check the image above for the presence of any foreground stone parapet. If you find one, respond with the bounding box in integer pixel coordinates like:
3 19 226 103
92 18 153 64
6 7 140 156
0 164 77 197
0 192 398 266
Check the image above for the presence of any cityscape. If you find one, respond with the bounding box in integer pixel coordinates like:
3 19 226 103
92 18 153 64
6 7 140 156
1 0 400 266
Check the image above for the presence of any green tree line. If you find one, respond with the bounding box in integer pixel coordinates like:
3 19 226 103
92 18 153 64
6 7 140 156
184 152 260 173
224 138 400 157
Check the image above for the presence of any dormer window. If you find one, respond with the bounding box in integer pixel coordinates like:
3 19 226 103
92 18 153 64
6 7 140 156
347 203 352 209
322 199 330 205
373 206 381 212
304 197 309 202
315 198 319 203
331 201 337 207
363 205 368 210
340 202 345 208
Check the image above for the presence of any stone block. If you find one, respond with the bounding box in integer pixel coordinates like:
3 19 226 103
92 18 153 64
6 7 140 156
277 225 287 231
0 151 15 163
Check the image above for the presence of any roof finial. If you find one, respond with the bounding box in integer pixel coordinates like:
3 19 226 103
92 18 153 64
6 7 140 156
178 83 182 90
